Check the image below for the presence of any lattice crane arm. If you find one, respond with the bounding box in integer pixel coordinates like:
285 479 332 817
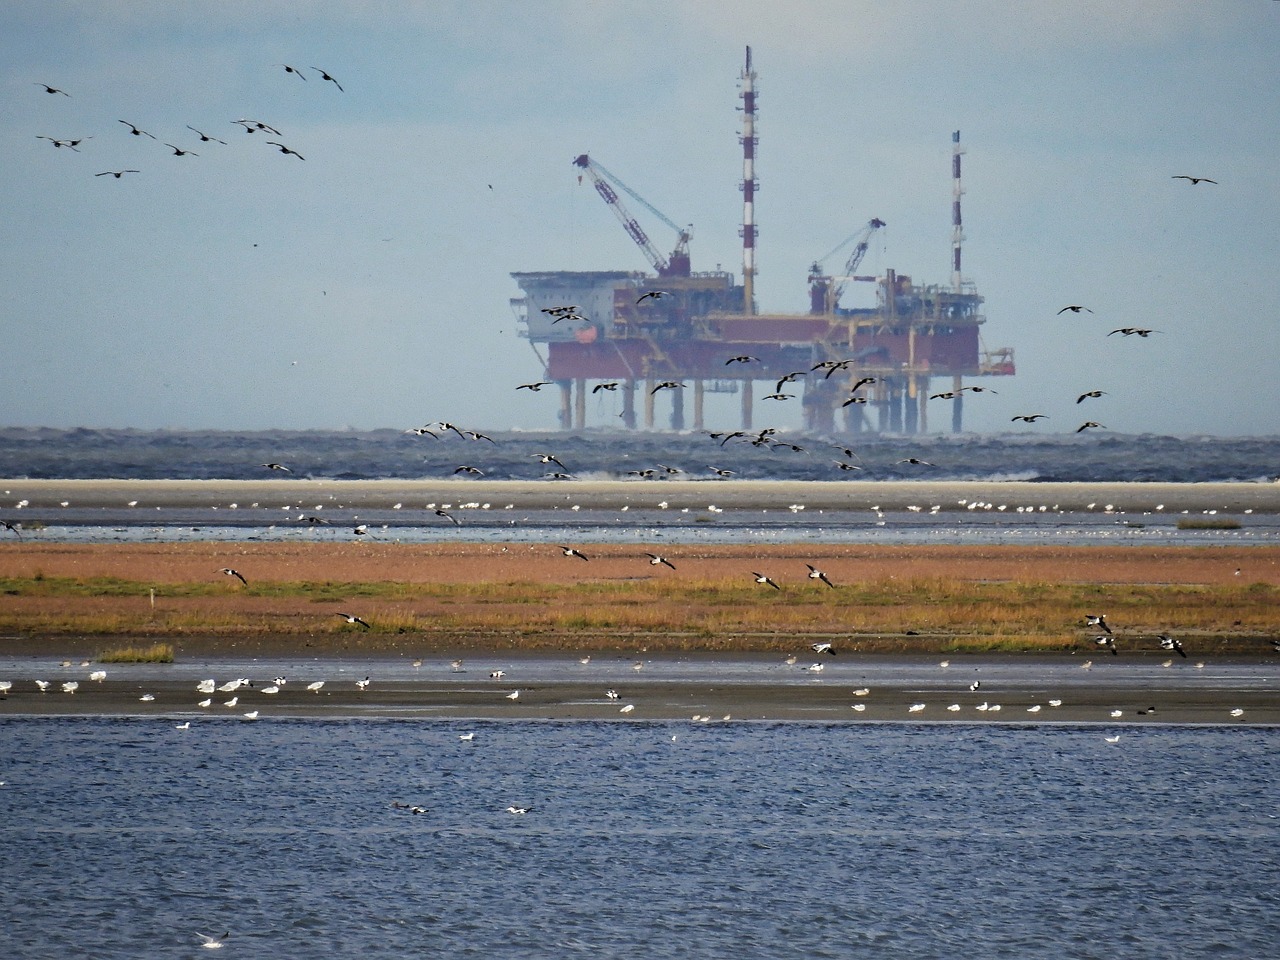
573 154 690 274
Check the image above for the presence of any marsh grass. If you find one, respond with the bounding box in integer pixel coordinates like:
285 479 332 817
98 642 174 663
2 574 1275 652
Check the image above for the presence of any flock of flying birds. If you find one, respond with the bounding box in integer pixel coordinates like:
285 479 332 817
30 66 339 174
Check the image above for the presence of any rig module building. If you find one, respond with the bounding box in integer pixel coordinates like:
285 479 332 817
511 48 1014 434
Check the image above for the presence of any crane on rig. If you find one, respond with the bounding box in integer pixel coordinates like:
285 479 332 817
573 154 692 278
807 217 886 314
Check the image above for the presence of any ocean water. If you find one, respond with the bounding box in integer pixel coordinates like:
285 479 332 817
2 717 1276 959
2 427 1278 483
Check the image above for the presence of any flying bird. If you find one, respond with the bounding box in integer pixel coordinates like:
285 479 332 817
1095 635 1118 655
517 381 551 391
592 381 619 393
811 641 836 655
1158 634 1187 658
312 67 344 91
35 83 70 96
1076 391 1107 403
636 290 667 304
650 381 683 394
233 119 281 135
435 509 461 525
896 458 934 466
725 355 759 365
1057 305 1093 314
1108 327 1158 337
335 613 371 629
1011 414 1048 423
221 568 248 586
118 120 156 139
1076 421 1106 433
806 564 835 588
262 462 291 472
187 126 228 144
37 136 91 151
453 465 484 476
95 170 141 179
558 545 589 561
278 63 308 80
1086 614 1112 634
1171 175 1217 185
646 553 676 570
762 393 794 401
196 932 229 950
265 141 304 159
533 453 567 470
163 143 198 156
752 572 781 590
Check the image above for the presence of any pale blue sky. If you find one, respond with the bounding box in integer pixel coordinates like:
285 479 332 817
2 1 1277 435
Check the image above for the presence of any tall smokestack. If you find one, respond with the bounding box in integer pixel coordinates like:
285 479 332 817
951 129 965 291
739 46 758 314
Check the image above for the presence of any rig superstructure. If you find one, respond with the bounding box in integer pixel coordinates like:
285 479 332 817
512 47 1014 434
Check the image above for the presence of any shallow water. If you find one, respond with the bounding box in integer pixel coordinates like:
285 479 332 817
2 718 1276 959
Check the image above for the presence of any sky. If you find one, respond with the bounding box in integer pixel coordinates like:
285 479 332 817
2 1 1278 436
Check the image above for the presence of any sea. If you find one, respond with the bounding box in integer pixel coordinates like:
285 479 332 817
2 428 1277 957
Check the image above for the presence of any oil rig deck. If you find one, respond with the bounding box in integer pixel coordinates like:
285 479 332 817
511 49 1014 434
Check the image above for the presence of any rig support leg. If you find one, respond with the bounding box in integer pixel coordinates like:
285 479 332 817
693 379 705 432
557 380 572 431
741 379 753 432
670 384 685 431
951 374 963 433
644 378 656 431
622 379 636 430
573 378 586 431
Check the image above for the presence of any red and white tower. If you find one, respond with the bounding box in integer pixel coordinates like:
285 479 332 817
951 129 965 291
739 46 758 314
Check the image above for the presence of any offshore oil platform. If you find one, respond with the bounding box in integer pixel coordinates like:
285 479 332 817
511 47 1014 434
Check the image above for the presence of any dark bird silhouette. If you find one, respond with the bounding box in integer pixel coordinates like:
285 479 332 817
592 381 619 393
646 553 676 570
725 355 759 365
1011 414 1048 422
266 141 304 159
707 465 734 478
558 546 589 561
841 396 868 407
453 465 484 476
762 393 794 401
896 458 934 466
1108 327 1157 337
187 126 227 144
37 136 90 151
233 119 281 135
35 83 70 96
279 63 308 80
336 613 372 629
1076 391 1106 404
435 509 461 525
517 381 551 392
775 372 805 392
464 430 496 444
118 120 156 139
1076 421 1106 433
221 568 248 586
753 572 781 590
1172 175 1217 185
636 290 667 304
650 381 683 394
1094 635 1118 655
849 376 877 392
806 564 835 588
1057 305 1093 314
929 391 958 400
832 460 863 472
262 462 291 473
1 521 22 541
312 67 344 91
164 143 198 156
533 453 568 471
95 170 140 178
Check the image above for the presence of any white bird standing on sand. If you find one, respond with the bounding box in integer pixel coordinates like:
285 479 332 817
356 676 371 691
197 679 216 694
307 681 325 693
223 696 238 707
506 690 520 700
198 698 212 707
90 670 106 682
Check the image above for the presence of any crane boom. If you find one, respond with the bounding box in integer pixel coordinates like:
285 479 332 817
573 154 691 277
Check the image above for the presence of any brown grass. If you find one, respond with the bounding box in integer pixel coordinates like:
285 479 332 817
0 542 1275 655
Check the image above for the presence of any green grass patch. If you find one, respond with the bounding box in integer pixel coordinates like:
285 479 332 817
98 642 175 663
